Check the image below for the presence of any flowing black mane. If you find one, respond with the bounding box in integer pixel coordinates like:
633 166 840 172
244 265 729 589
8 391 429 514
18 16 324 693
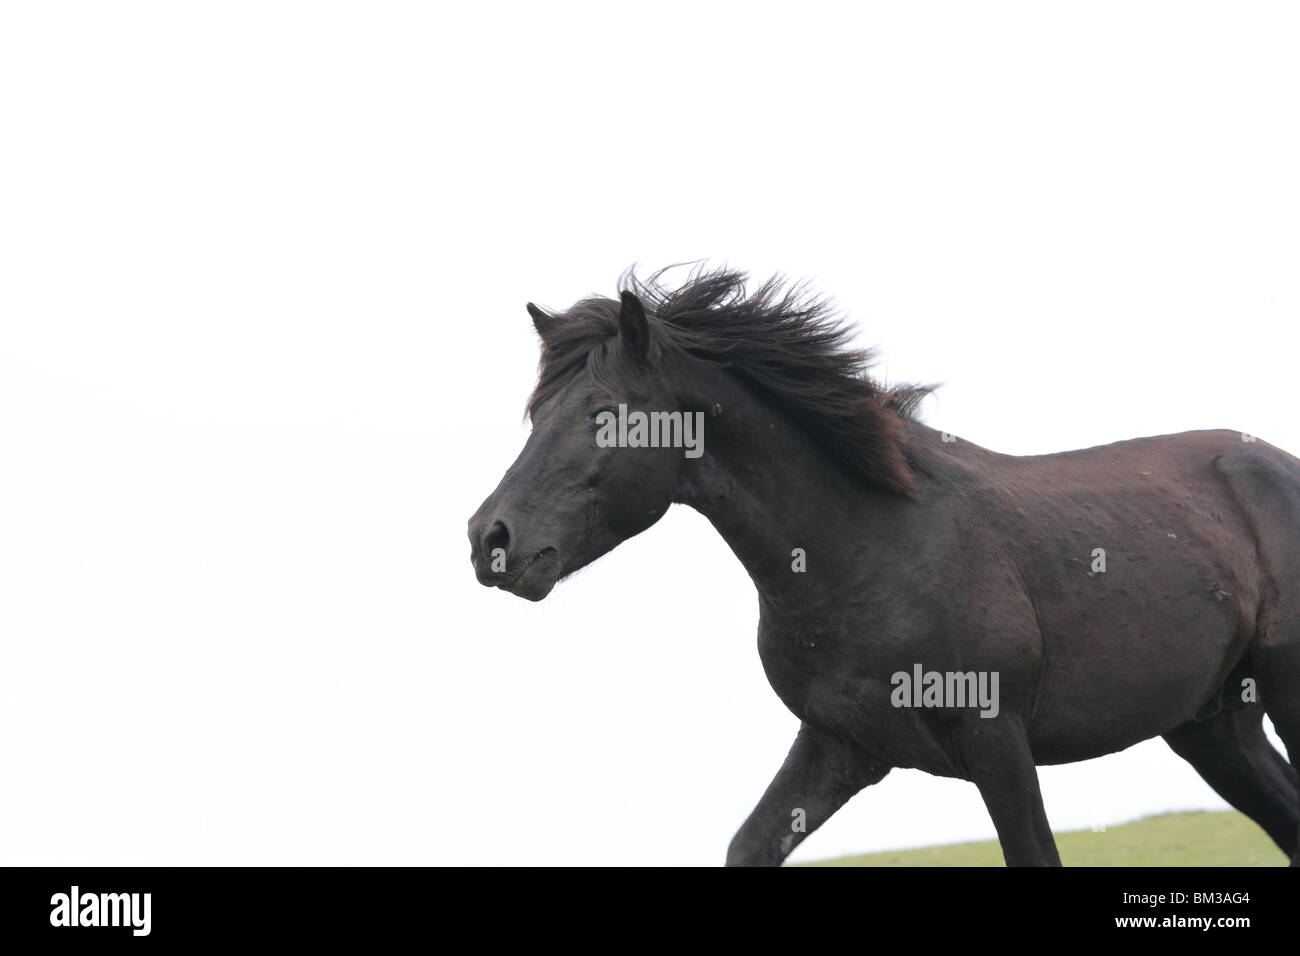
527 266 935 498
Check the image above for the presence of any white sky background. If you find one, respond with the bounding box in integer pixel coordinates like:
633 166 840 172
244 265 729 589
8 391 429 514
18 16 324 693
2 2 1298 865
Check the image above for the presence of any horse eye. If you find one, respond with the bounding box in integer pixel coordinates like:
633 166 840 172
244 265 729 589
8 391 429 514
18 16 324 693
589 407 615 423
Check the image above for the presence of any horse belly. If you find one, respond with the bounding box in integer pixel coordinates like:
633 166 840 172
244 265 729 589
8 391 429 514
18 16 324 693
1026 571 1257 764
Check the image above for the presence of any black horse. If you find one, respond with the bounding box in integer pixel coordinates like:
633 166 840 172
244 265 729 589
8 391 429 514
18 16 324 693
469 266 1300 866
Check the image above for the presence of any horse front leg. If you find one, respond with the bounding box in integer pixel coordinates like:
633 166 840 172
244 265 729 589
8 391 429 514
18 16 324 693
953 713 1061 866
726 722 890 867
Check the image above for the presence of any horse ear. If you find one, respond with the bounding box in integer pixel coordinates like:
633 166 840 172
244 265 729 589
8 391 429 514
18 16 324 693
617 290 651 360
527 302 555 337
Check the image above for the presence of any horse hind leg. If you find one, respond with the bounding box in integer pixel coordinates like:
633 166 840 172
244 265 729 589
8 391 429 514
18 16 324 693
1216 440 1300 864
1163 705 1298 860
1257 637 1300 865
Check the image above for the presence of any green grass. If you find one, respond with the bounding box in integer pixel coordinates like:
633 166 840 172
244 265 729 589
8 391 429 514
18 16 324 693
803 810 1288 866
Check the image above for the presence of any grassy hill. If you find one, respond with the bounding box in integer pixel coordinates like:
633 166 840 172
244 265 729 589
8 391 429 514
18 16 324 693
803 810 1288 866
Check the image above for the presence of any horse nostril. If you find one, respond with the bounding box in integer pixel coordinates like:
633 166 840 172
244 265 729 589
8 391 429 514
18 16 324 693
484 520 511 559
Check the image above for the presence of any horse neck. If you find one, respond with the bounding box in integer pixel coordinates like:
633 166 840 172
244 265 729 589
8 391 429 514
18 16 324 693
673 371 914 606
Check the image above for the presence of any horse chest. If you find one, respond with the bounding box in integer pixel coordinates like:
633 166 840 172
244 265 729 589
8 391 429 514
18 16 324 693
755 615 960 772
756 627 820 715
755 618 874 719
